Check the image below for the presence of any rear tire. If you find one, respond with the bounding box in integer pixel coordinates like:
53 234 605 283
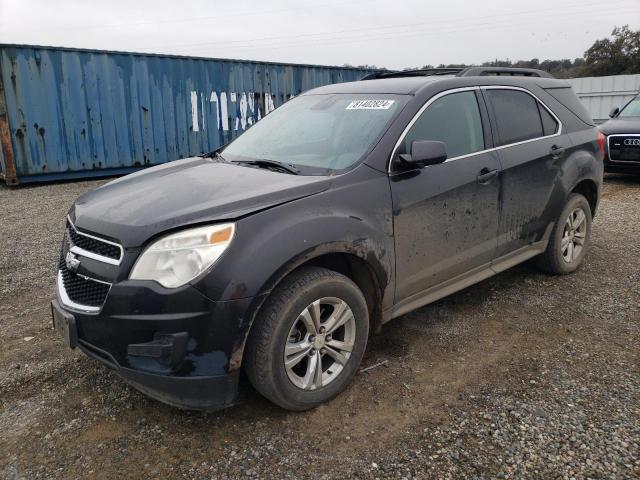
535 193 592 275
244 266 369 411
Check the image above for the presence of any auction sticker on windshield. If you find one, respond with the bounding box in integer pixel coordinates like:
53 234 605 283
346 99 395 110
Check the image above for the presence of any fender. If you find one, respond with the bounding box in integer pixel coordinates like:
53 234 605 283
191 164 395 308
561 128 603 213
533 128 602 236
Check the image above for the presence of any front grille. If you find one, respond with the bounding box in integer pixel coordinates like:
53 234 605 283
609 136 640 163
58 254 110 308
66 220 121 261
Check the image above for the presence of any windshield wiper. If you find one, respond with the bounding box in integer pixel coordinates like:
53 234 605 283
234 159 300 175
211 151 228 162
202 150 228 161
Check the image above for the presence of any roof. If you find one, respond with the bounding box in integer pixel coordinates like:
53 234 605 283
362 66 555 80
304 76 455 95
304 75 571 96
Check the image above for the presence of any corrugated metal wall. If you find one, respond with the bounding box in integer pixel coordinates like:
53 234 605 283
0 44 374 185
567 74 640 124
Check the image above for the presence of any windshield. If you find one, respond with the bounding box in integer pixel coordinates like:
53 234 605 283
619 97 640 117
222 94 406 174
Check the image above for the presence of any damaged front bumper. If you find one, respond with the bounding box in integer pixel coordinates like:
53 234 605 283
51 279 265 411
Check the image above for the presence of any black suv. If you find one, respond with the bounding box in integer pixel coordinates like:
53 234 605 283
599 94 640 173
52 67 604 411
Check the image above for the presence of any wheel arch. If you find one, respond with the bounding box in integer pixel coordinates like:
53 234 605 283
570 178 599 217
233 247 388 372
258 247 386 333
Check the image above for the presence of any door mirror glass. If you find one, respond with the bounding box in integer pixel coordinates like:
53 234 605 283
399 140 447 167
609 106 620 118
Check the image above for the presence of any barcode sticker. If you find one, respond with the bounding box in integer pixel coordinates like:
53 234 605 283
346 99 395 110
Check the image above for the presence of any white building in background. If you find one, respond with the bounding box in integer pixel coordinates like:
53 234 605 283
567 74 640 124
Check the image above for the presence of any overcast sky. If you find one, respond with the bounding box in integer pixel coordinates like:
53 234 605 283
1 0 638 70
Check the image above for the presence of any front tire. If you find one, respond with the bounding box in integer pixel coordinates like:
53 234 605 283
535 193 592 275
244 267 369 411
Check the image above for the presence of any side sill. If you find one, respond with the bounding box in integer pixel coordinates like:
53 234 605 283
390 263 495 320
388 234 551 321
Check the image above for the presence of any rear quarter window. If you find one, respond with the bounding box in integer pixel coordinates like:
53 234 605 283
544 87 595 126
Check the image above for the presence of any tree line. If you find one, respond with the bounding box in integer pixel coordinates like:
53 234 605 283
348 25 640 78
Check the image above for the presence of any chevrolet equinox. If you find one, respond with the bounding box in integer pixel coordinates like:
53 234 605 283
52 67 604 411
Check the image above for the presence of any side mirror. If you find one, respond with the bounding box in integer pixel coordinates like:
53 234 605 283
399 140 447 168
609 107 620 118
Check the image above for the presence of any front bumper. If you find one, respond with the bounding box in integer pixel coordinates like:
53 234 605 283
52 279 266 411
604 158 640 174
78 338 239 410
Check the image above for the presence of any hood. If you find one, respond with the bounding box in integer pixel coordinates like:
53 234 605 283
71 157 332 247
599 117 640 135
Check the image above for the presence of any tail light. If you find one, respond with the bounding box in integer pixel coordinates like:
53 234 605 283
597 132 606 160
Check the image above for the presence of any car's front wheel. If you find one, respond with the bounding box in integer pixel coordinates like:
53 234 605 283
244 266 369 411
535 193 592 274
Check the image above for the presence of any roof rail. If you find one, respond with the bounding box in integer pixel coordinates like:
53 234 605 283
361 68 464 80
361 66 555 81
458 67 554 78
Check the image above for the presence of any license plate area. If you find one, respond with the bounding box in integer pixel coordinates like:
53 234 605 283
51 300 78 348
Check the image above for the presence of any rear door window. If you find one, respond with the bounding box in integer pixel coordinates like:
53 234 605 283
486 89 547 146
404 91 484 159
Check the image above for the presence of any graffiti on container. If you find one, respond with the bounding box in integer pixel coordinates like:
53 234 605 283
190 90 293 133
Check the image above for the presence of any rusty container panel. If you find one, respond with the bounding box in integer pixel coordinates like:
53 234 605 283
0 44 374 185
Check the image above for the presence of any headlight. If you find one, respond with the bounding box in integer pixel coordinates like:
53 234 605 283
130 223 235 288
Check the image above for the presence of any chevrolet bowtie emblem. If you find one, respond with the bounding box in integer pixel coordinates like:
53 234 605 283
65 251 81 272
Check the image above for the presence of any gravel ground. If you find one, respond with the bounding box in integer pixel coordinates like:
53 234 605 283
0 175 639 479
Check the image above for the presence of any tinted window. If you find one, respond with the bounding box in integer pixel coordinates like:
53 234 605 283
404 91 484 159
487 89 544 146
539 103 559 136
545 87 595 126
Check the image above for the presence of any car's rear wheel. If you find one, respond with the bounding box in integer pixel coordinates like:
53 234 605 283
244 266 369 411
535 193 592 274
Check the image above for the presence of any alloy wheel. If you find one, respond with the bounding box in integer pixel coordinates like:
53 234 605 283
283 297 356 390
561 207 587 263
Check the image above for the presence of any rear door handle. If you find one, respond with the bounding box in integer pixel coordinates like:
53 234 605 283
550 144 567 159
477 168 498 184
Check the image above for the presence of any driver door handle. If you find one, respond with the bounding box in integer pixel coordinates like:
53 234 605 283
477 168 498 184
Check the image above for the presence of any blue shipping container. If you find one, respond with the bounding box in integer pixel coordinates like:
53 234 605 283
0 44 374 185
